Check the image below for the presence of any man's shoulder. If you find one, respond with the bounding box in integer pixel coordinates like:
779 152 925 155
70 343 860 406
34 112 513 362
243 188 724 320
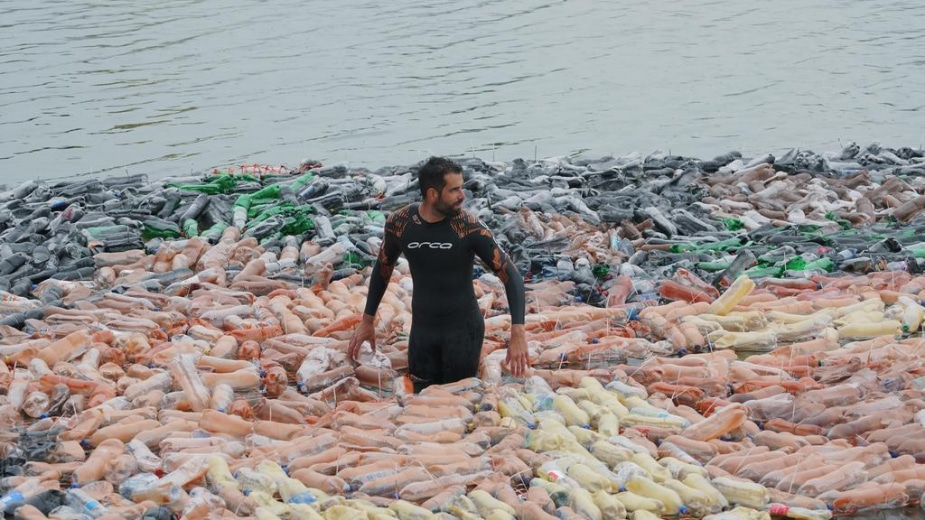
450 210 490 240
452 209 482 226
387 204 415 222
385 204 417 237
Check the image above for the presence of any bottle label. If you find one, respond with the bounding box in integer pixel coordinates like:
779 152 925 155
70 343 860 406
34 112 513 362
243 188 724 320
547 470 565 482
0 492 24 506
288 492 317 505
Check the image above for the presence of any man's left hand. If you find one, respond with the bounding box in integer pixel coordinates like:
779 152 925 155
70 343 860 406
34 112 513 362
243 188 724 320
505 325 529 378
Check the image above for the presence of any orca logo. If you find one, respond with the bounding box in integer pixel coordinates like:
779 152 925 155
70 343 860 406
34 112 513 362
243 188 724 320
408 242 453 250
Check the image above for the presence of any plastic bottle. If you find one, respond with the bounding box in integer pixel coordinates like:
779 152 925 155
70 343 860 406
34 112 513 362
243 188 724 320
625 476 686 515
125 441 162 473
708 275 756 316
499 393 537 429
182 487 224 519
209 383 235 413
104 453 138 485
64 488 108 518
168 354 211 412
682 473 728 510
898 296 924 333
563 463 615 494
768 504 834 520
837 320 902 340
658 279 715 304
22 391 51 419
681 403 747 442
0 480 46 514
710 476 770 509
553 395 591 428
713 250 756 289
256 461 317 505
235 467 277 496
661 478 716 515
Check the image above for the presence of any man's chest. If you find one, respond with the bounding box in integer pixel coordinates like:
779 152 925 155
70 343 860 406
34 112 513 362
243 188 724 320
399 223 469 265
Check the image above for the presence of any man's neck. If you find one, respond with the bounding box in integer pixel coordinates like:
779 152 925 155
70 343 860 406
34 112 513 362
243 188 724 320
417 202 446 223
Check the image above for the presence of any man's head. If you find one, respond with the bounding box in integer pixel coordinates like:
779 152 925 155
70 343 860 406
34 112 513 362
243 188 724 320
418 156 465 217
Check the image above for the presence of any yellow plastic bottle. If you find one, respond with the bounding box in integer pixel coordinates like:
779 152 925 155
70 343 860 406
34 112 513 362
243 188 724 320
625 476 685 515
659 457 708 481
530 478 570 508
526 430 568 453
256 461 319 506
249 490 292 518
661 478 716 515
613 490 665 515
707 329 778 351
592 490 626 520
235 466 278 496
837 319 902 340
596 412 620 438
682 473 729 510
620 412 690 430
630 511 662 520
468 489 516 518
322 504 368 520
566 462 617 493
710 476 770 509
577 398 605 421
590 441 635 469
581 382 630 418
570 487 603 520
499 394 537 429
630 453 673 483
898 296 924 333
709 275 756 316
389 499 438 520
568 425 605 449
554 394 591 428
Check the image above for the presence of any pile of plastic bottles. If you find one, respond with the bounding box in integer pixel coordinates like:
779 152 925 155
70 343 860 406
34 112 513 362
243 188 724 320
0 143 925 519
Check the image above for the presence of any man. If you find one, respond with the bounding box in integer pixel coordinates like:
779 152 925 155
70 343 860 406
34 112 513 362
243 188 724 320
348 156 528 392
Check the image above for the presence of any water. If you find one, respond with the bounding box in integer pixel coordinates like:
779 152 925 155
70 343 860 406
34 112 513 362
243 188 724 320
1 0 923 185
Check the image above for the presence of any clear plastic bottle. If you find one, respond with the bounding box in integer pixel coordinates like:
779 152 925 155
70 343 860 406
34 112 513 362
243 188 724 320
169 354 211 412
209 383 235 413
119 473 159 500
105 454 139 484
64 488 108 518
21 391 51 419
182 487 225 519
126 439 163 473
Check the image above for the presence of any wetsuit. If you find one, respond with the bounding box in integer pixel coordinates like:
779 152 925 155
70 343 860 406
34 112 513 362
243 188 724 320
364 203 525 391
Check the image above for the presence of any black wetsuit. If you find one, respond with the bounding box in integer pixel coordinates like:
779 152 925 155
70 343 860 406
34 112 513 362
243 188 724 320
364 203 526 391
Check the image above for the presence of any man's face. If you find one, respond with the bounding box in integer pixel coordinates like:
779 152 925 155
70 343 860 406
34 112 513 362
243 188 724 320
433 172 465 217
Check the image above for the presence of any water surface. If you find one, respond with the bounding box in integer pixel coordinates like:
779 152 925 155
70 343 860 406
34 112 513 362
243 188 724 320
1 0 923 184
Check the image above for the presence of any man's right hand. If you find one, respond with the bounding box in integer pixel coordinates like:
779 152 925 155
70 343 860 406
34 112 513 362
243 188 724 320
348 314 377 361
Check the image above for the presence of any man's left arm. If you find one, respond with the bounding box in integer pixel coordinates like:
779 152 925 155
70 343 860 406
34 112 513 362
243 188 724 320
470 221 528 377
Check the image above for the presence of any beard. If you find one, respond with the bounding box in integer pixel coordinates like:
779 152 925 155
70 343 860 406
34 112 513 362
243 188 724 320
434 198 462 217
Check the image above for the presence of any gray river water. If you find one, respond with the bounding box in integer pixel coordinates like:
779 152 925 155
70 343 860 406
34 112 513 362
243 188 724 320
1 0 923 185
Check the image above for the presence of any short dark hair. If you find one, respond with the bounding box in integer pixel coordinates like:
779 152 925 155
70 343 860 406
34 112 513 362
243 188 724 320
418 156 462 198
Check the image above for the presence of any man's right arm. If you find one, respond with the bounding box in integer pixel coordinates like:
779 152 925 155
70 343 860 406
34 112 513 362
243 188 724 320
350 214 402 359
363 217 402 319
